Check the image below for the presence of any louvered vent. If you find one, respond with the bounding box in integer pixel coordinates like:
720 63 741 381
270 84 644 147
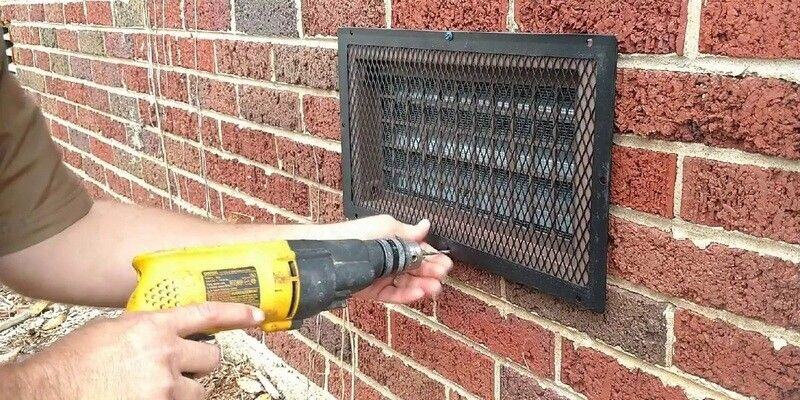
339 30 617 310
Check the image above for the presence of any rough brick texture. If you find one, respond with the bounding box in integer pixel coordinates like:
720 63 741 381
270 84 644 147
391 312 494 399
500 368 567 400
507 284 668 365
700 0 800 59
616 69 800 160
516 0 684 54
216 40 272 80
674 311 800 400
393 0 507 31
235 0 297 37
359 340 447 399
274 46 338 90
302 0 384 36
437 287 554 377
610 146 677 217
303 96 341 140
562 341 689 400
681 158 800 244
609 217 800 329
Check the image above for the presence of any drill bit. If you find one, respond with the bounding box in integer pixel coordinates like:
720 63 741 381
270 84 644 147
422 249 450 257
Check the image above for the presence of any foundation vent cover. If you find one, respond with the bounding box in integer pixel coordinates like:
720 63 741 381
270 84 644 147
339 29 617 311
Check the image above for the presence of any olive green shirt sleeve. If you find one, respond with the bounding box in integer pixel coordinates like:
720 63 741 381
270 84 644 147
0 48 93 256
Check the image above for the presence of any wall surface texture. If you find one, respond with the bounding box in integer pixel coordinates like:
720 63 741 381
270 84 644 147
2 1 799 399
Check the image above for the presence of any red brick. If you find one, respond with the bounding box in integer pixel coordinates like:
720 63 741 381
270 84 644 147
139 99 157 127
406 297 434 316
263 332 327 387
674 311 800 400
194 77 237 115
132 34 149 60
166 36 212 70
302 0 385 36
298 315 352 361
199 116 220 147
449 261 502 296
160 106 199 140
148 0 183 28
616 69 800 160
220 122 277 166
238 85 299 130
391 311 494 399
91 60 124 88
164 137 202 174
56 30 79 51
346 298 388 342
681 158 800 244
106 172 132 198
131 182 168 208
393 0 506 31
122 65 150 93
700 0 800 59
516 0 682 53
86 1 113 26
274 46 337 90
69 57 92 80
64 2 86 24
500 367 568 400
437 287 554 376
84 179 108 199
33 51 50 71
221 195 275 223
50 121 69 142
610 146 677 217
158 71 188 102
184 0 230 31
328 364 378 400
104 32 134 59
303 96 340 141
175 176 222 215
562 341 689 400
309 187 344 223
275 138 342 189
215 40 272 80
358 340 446 399
29 4 44 21
13 48 34 66
83 157 107 183
44 3 64 23
91 138 115 164
609 217 800 329
10 26 40 45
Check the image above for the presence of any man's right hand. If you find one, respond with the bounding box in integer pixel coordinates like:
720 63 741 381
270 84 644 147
0 302 265 400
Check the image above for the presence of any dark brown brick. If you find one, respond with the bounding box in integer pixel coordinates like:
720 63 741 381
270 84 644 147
346 298 388 342
274 46 337 90
216 40 272 80
393 0 507 31
274 138 341 189
238 85 300 130
298 315 352 362
303 96 340 140
437 286 554 377
681 158 800 244
500 367 568 400
700 0 800 59
235 0 297 37
449 261 502 296
358 340 446 399
302 0 384 36
674 311 800 400
194 77 237 115
391 311 494 398
609 217 800 329
220 122 277 166
506 284 668 364
562 340 689 400
516 0 683 54
610 146 677 217
616 69 800 160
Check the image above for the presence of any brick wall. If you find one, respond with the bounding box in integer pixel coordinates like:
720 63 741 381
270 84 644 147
2 1 799 399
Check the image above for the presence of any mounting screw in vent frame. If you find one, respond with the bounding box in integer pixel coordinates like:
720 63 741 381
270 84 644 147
443 31 454 41
587 38 593 47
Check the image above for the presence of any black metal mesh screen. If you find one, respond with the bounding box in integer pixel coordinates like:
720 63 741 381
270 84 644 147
341 34 614 306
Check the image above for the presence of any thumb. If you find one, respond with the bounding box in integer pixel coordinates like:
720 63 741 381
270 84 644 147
394 218 430 242
159 302 265 336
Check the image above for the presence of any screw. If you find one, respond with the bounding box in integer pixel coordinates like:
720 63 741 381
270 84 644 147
587 38 593 48
444 31 454 41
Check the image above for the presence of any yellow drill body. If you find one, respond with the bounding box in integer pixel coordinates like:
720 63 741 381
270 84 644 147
126 238 428 333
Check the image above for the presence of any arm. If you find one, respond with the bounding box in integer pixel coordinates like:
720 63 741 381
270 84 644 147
0 200 450 307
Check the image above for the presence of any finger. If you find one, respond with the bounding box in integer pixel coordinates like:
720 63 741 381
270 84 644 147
173 377 207 400
376 284 425 303
155 302 265 337
409 257 452 279
393 218 430 242
394 274 442 298
176 339 221 376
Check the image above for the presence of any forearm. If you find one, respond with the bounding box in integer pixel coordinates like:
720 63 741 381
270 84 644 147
0 359 70 400
0 200 335 307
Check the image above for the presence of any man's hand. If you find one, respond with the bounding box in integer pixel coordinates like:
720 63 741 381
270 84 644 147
0 302 264 400
306 215 453 304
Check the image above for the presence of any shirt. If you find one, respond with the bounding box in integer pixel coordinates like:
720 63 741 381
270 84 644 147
0 38 93 255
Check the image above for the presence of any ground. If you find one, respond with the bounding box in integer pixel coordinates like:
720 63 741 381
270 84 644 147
0 285 301 400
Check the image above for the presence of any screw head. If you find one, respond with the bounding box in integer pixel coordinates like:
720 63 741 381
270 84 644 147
444 31 454 41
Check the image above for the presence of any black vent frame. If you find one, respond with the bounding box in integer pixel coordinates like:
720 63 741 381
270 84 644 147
338 29 617 311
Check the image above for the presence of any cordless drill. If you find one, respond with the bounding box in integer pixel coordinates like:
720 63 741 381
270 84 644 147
126 239 442 332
